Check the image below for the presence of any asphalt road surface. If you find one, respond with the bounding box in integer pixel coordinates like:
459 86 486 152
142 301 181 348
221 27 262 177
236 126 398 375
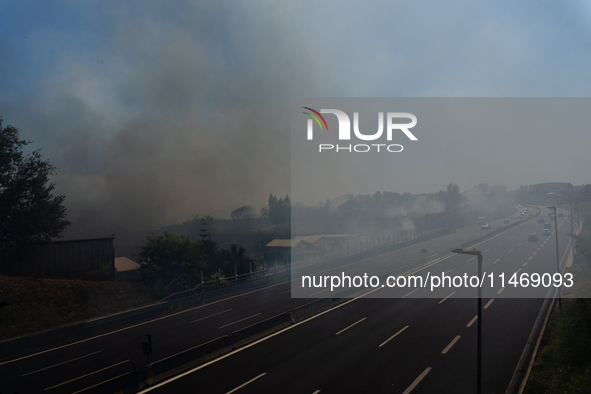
0 206 574 393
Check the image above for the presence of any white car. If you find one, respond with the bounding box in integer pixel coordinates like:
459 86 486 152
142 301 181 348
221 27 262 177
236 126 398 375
482 223 491 230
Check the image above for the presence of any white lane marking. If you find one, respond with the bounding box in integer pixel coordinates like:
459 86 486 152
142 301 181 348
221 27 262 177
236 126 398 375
439 292 455 304
402 288 420 298
7 238 423 366
313 391 320 394
153 336 227 365
441 335 461 354
518 242 522 246
379 325 409 347
516 268 521 275
484 299 494 309
137 286 383 393
280 289 292 294
402 367 432 394
528 256 533 261
498 242 503 245
218 313 262 329
484 249 491 252
466 315 478 328
379 258 391 263
136 220 535 392
497 287 505 295
190 309 233 324
336 317 366 335
368 269 380 275
445 269 453 274
226 373 266 394
44 360 129 391
309 289 327 297
467 256 475 262
533 251 537 255
523 262 528 267
72 371 132 394
493 259 500 265
508 249 513 254
0 278 298 367
22 351 101 376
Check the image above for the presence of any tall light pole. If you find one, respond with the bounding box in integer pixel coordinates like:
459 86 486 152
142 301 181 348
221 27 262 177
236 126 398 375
547 206 561 309
452 248 483 394
568 200 575 248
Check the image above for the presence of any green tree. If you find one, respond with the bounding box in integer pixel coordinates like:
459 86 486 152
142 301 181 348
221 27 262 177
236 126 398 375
221 244 252 276
338 199 361 216
231 205 257 231
136 231 207 297
445 183 461 211
0 118 71 259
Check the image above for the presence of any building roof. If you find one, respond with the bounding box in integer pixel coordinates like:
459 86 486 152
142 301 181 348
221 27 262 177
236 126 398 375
266 239 304 247
115 257 140 272
265 234 359 248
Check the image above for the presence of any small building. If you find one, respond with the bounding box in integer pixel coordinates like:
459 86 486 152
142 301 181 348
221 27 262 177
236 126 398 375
3 236 115 278
264 234 359 262
115 257 141 280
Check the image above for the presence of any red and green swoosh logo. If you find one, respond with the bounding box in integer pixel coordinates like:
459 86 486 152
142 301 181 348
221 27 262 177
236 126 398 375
302 107 328 131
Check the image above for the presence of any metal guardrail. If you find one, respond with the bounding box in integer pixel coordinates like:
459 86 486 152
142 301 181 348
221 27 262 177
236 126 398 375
104 296 351 393
147 227 451 306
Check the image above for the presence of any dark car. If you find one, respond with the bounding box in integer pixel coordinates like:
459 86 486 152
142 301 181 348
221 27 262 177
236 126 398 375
504 218 510 224
528 234 539 242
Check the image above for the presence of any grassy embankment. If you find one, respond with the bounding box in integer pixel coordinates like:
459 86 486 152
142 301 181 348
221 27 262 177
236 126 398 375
0 275 156 341
525 201 591 393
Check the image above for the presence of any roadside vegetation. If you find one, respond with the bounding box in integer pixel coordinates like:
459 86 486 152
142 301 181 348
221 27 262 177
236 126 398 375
525 201 591 393
525 299 591 393
0 275 155 340
135 227 254 299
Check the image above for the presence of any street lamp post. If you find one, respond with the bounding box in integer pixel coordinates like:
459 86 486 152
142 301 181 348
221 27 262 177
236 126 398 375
547 207 561 309
569 200 575 247
452 248 483 394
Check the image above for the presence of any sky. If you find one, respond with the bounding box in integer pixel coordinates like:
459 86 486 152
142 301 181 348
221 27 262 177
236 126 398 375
1 1 591 236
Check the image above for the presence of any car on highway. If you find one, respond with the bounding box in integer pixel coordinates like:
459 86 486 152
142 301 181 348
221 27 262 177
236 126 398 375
528 233 539 242
544 223 552 230
504 218 510 224
482 223 491 230
542 229 551 236
528 211 533 216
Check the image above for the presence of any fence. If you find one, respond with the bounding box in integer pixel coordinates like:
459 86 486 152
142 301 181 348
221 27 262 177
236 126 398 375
2 237 115 277
159 227 450 303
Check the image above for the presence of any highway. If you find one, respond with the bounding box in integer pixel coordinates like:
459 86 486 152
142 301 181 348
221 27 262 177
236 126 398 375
0 206 574 393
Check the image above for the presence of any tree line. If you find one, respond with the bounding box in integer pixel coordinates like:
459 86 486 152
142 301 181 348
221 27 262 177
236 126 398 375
135 218 254 298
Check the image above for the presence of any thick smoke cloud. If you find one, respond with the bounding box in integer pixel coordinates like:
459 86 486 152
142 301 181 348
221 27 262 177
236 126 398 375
1 2 322 237
2 1 591 240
